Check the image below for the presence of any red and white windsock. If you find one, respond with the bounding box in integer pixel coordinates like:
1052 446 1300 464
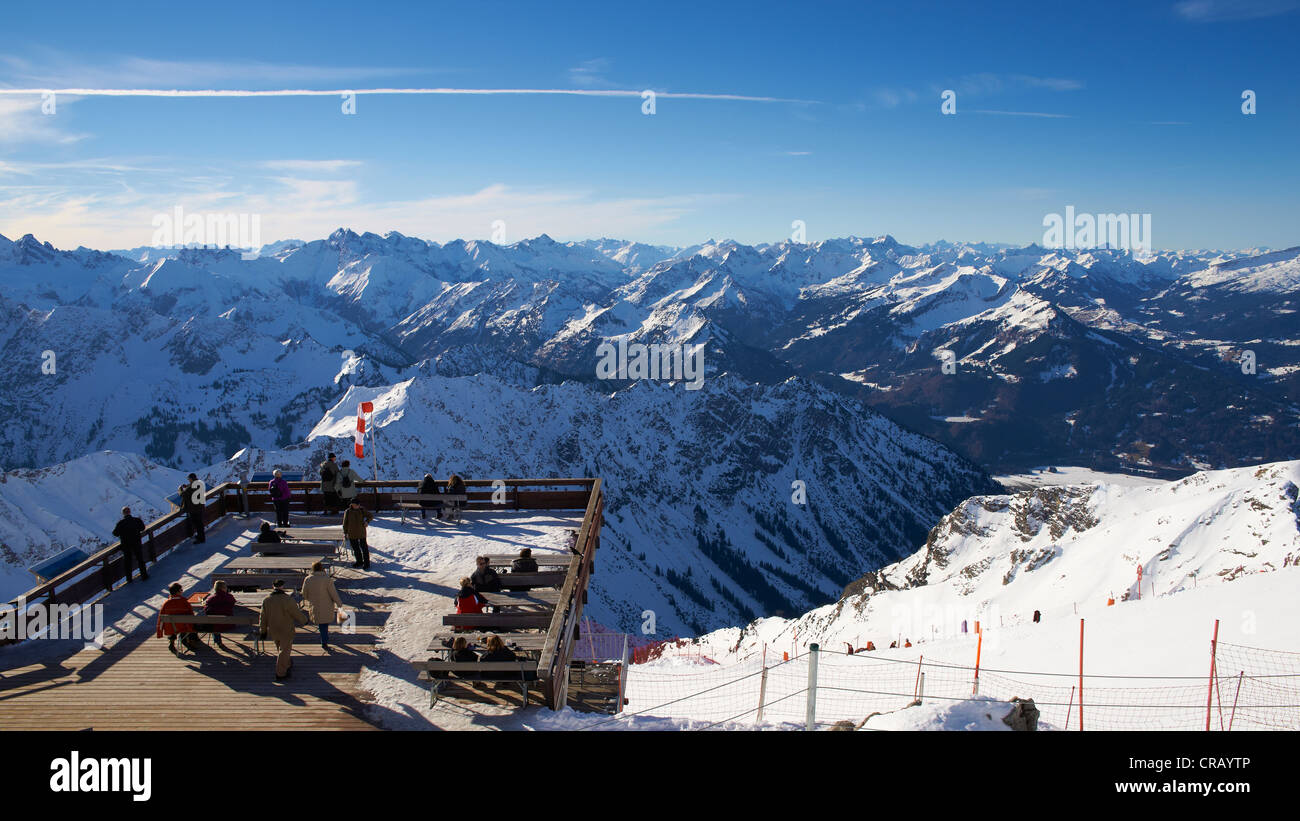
354 401 374 458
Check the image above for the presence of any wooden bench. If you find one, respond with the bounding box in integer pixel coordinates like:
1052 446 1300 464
411 659 539 706
498 571 566 590
483 555 572 568
479 590 560 609
390 493 467 523
160 612 263 653
442 613 553 630
225 556 328 574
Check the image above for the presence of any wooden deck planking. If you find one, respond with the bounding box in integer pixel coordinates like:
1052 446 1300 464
0 557 384 731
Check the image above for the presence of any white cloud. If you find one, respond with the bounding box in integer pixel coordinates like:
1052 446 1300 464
0 176 736 251
0 97 86 144
260 160 363 173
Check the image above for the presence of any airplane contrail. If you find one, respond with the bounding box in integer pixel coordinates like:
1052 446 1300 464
0 86 815 103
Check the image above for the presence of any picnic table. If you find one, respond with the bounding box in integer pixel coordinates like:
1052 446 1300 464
224 556 327 573
277 527 345 540
478 590 560 609
256 540 342 558
498 571 566 590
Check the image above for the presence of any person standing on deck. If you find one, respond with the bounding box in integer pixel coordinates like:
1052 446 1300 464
337 459 364 506
180 473 206 544
301 561 343 650
112 506 149 583
342 501 373 570
268 469 292 527
259 579 308 681
319 453 341 514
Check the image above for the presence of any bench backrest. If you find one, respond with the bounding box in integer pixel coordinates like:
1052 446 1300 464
412 660 538 672
442 613 552 629
390 493 468 501
160 613 258 625
499 572 566 587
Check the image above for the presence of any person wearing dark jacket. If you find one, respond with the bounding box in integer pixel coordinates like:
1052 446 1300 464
479 634 518 663
418 473 439 519
201 580 236 649
319 453 341 514
257 521 282 543
509 548 539 591
112 506 149 583
470 556 502 593
511 548 538 574
445 473 467 521
342 501 374 569
180 473 206 543
268 469 291 527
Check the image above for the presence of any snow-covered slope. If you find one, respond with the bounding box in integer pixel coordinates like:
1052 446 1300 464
702 460 1300 658
0 452 187 600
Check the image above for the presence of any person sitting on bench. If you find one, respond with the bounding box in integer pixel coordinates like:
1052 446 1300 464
508 548 539 590
429 636 479 680
454 577 486 616
257 521 282 543
470 555 502 593
156 582 201 654
479 634 521 683
479 634 518 663
511 548 538 574
418 473 440 519
200 579 237 649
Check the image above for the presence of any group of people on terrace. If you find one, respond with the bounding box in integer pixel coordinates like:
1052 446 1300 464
155 559 343 682
453 550 539 615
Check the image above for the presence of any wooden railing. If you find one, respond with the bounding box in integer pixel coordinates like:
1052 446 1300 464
536 478 604 709
2 477 601 651
1 482 237 633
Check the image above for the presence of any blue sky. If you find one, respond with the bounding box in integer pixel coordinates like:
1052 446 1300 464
1 0 1297 251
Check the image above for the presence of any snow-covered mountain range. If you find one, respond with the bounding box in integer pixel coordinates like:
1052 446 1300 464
1 228 1296 634
2 229 1295 475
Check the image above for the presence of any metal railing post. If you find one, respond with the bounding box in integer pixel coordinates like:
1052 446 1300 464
806 642 819 730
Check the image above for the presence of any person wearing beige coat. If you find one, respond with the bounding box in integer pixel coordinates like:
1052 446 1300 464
259 580 308 681
301 562 343 650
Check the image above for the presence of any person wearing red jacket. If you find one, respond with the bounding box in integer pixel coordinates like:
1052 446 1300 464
454 577 485 620
156 583 200 653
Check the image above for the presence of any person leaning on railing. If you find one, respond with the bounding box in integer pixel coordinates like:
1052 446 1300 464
112 506 149 583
